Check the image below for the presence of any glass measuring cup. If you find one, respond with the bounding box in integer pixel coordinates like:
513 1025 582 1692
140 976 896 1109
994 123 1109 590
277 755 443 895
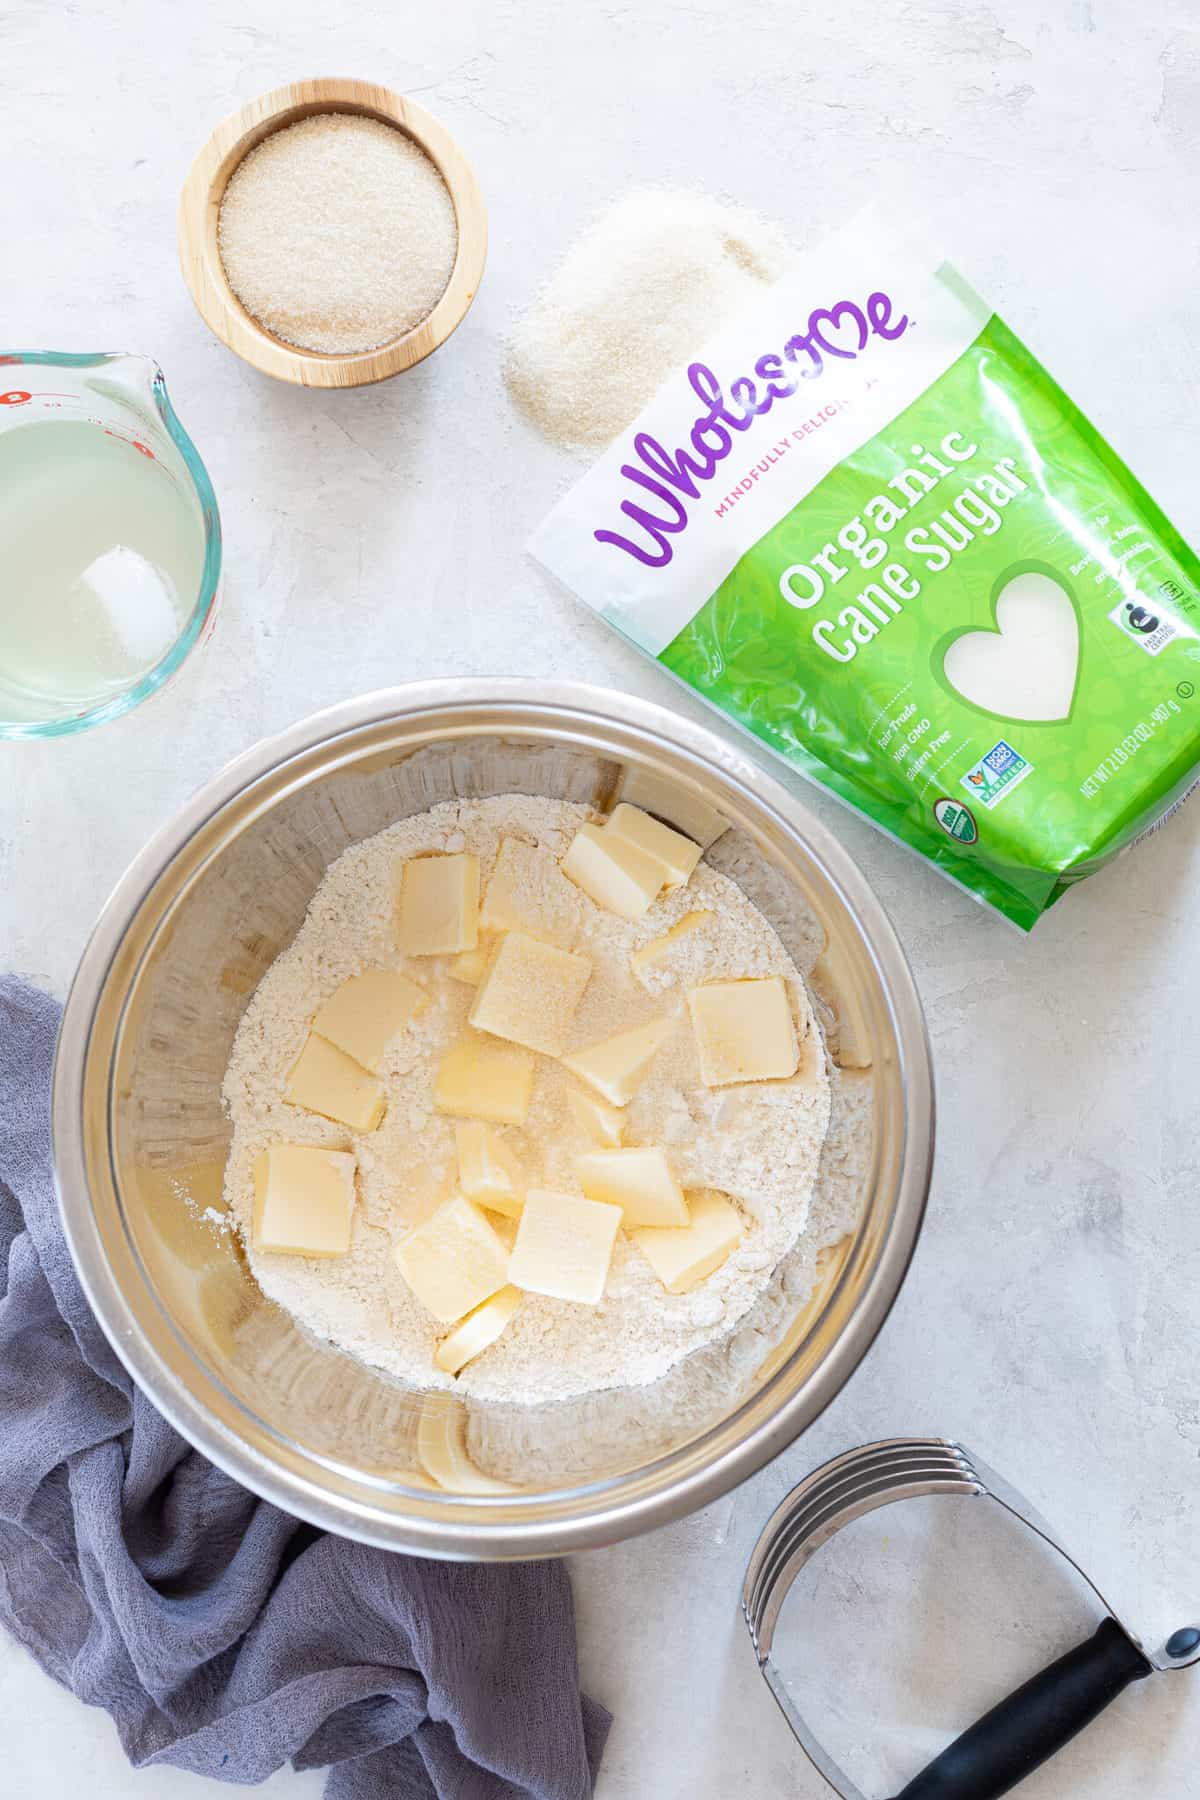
0 351 221 738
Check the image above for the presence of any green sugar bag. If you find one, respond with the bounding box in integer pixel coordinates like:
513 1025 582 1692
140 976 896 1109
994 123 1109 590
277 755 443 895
531 213 1200 928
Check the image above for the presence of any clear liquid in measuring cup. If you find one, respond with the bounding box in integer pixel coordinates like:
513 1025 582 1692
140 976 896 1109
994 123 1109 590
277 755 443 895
0 418 207 724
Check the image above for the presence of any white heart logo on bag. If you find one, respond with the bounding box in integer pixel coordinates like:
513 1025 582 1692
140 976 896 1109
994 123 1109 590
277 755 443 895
942 571 1079 722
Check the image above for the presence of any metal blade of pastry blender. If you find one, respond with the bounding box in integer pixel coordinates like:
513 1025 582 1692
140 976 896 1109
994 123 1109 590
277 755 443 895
742 1437 1199 1800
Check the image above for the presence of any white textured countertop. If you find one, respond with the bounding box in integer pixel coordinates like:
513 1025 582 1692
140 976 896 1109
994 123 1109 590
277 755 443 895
4 1 1199 1794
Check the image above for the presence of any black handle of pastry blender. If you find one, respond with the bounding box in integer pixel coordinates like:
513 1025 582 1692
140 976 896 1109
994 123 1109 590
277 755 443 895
891 1616 1154 1800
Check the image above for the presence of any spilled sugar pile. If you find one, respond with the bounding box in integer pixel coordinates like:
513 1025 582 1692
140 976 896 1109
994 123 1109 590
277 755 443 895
505 189 795 451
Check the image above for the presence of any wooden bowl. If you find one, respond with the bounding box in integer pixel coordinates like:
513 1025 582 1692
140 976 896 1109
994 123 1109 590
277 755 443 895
178 78 487 388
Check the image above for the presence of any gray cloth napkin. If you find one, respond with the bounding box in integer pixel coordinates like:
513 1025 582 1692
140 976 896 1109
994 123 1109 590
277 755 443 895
0 976 609 1799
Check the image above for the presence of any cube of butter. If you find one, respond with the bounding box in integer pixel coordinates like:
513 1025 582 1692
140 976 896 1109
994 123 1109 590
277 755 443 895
396 853 480 956
508 1189 622 1305
434 1037 535 1125
687 976 799 1086
285 1033 386 1131
447 943 492 986
434 1286 522 1374
252 1143 357 1258
630 910 715 987
561 823 666 921
560 1017 672 1107
312 967 427 1073
456 1120 526 1219
606 804 703 889
576 1146 688 1227
632 1189 743 1294
394 1194 511 1324
566 1086 625 1147
615 765 730 851
479 836 583 944
469 930 592 1057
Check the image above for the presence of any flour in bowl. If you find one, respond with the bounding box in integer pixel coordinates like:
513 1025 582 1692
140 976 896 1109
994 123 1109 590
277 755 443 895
221 795 831 1403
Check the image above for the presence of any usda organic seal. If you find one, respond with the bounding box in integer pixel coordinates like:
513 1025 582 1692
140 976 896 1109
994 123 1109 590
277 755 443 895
934 797 978 844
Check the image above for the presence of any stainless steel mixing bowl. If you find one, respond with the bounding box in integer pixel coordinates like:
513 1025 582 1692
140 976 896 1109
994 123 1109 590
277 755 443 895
53 682 933 1558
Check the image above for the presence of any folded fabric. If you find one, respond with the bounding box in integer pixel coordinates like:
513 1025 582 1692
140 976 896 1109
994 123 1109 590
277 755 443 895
0 976 609 1799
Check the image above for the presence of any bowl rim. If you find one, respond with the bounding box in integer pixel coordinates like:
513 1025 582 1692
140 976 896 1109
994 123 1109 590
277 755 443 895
177 78 487 388
52 680 934 1558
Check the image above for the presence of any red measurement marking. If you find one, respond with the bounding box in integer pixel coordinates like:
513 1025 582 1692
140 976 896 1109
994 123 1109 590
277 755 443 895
1 390 80 403
102 427 156 460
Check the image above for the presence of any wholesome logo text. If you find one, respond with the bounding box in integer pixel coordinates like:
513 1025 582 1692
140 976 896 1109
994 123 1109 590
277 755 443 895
593 291 909 568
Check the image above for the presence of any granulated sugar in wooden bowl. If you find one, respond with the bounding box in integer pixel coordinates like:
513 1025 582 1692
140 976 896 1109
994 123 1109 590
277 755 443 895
179 79 487 387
